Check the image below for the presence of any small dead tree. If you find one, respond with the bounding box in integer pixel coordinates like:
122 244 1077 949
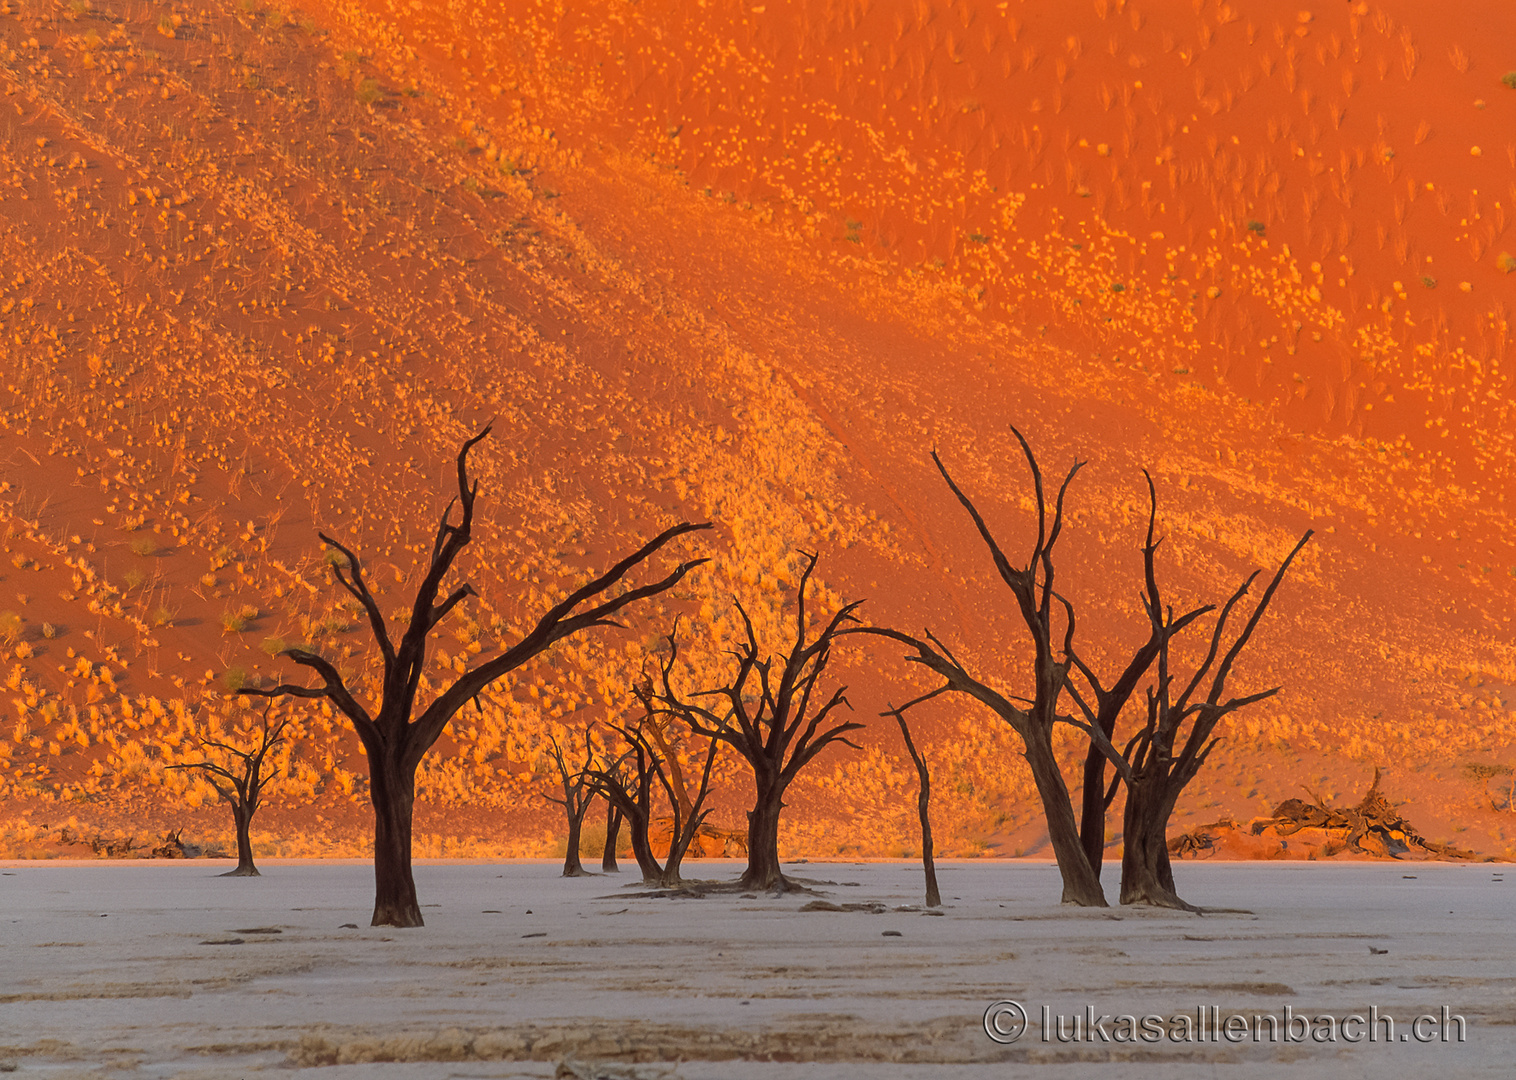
586 723 662 883
240 427 709 926
658 555 864 892
884 693 941 907
167 706 288 877
542 727 600 877
585 669 722 887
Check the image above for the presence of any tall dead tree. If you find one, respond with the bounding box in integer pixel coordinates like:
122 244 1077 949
1062 475 1209 878
863 434 1310 910
241 427 709 926
856 435 1109 905
1114 531 1311 908
884 693 942 907
167 706 288 877
542 727 600 877
658 555 864 891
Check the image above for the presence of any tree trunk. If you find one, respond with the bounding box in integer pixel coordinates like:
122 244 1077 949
562 807 591 877
369 753 423 927
740 778 786 890
625 809 663 884
1119 779 1193 910
1023 735 1107 906
1078 741 1111 876
220 803 260 877
916 771 941 908
601 804 622 873
659 833 689 888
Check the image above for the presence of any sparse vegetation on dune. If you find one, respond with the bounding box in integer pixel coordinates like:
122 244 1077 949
0 0 1511 866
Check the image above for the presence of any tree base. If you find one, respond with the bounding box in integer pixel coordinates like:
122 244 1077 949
1058 883 1109 907
1119 877 1201 912
371 902 425 928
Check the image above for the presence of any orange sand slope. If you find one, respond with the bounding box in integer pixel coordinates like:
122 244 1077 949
0 0 1512 860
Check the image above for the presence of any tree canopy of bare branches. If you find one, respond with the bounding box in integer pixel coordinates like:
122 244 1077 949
861 431 1309 909
542 728 600 878
656 555 864 891
167 705 288 877
583 664 722 888
240 427 710 926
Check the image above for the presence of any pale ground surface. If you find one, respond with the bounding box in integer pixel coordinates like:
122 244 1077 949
0 859 1510 1079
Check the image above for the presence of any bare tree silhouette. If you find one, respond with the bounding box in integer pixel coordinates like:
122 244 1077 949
167 705 288 877
657 555 864 891
856 436 1109 905
883 694 942 907
585 665 722 888
542 727 600 878
1111 531 1311 908
862 433 1310 909
240 427 709 926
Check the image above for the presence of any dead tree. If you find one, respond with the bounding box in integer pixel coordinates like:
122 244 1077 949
1062 475 1210 878
855 436 1109 905
585 724 662 883
240 427 709 926
167 706 288 877
585 669 722 887
658 555 864 891
884 693 941 907
542 727 600 877
1114 530 1311 909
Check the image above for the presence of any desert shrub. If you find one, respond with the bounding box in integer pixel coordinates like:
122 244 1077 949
220 606 258 633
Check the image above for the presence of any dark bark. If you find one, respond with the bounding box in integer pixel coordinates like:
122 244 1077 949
562 812 588 877
623 804 662 882
587 730 663 884
656 556 863 894
239 427 711 925
1024 733 1107 905
852 431 1110 906
601 803 622 872
740 769 786 890
1113 530 1312 909
859 436 1310 912
1065 474 1201 878
887 699 940 907
651 715 722 888
370 750 421 926
1119 778 1184 907
586 679 722 889
543 729 598 878
225 804 259 877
